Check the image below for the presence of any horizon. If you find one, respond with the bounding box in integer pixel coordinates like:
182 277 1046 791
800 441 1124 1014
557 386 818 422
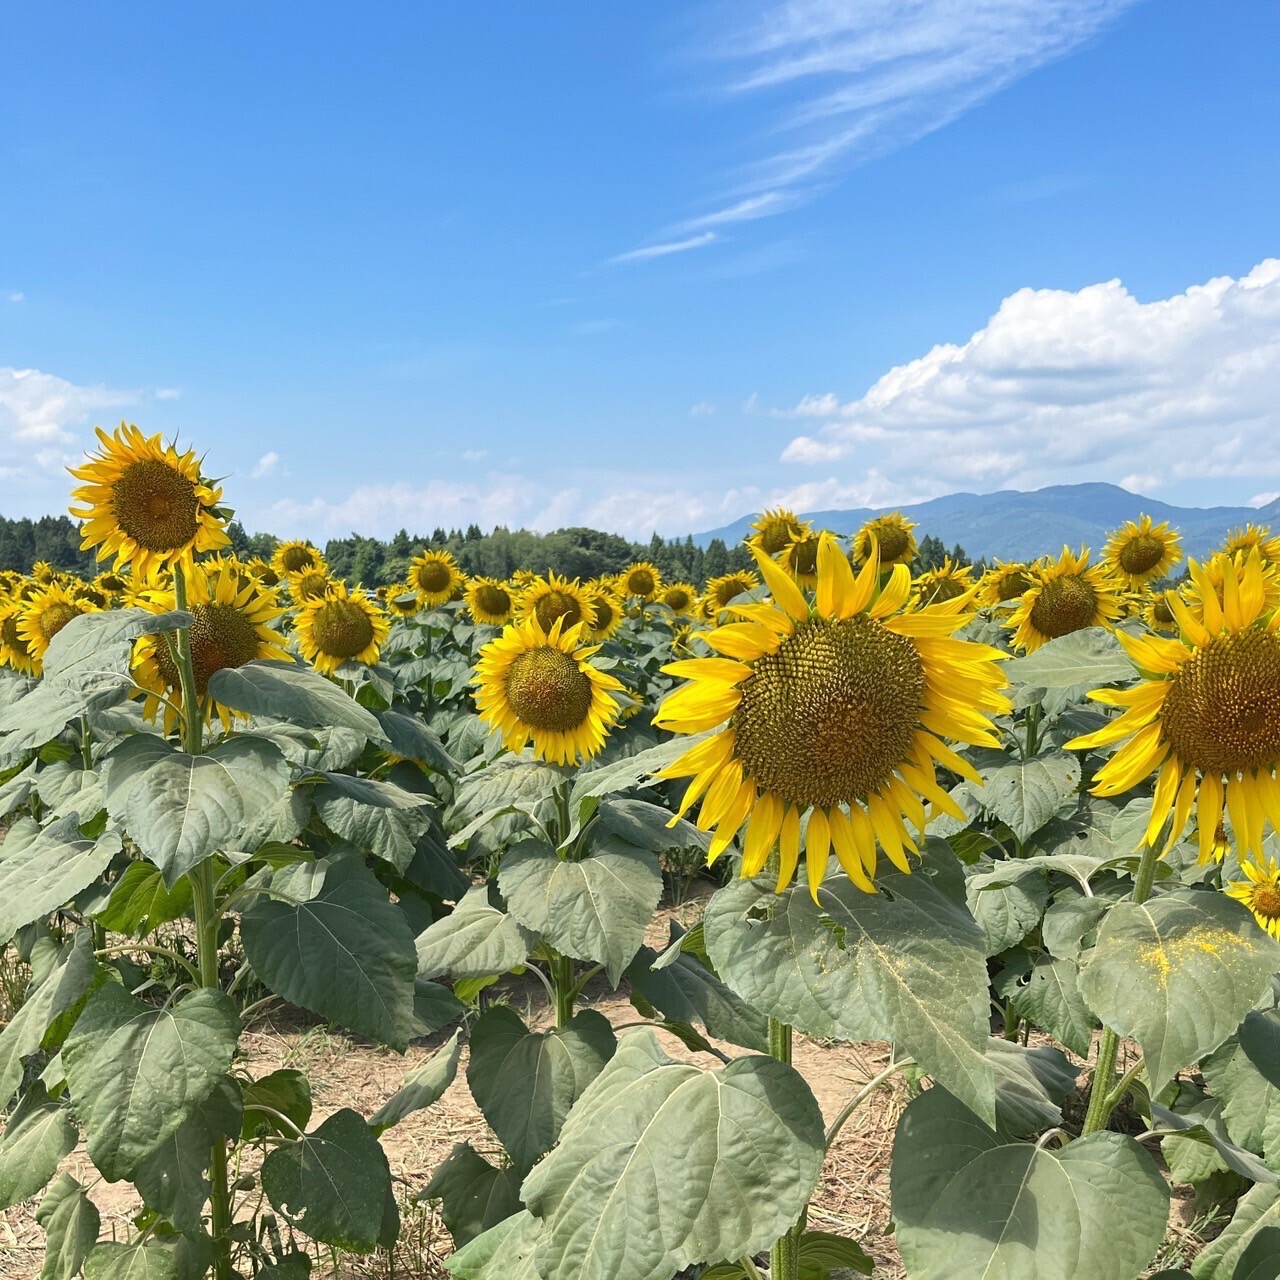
4 3 1280 540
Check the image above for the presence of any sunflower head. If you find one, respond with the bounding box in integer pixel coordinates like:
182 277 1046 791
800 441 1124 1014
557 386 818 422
1006 547 1124 652
294 582 390 677
979 561 1032 608
704 570 760 617
1144 591 1179 633
0 600 40 676
69 424 230 575
660 582 698 615
1221 523 1280 568
852 512 917 567
245 556 281 587
473 615 625 765
31 561 56 584
409 549 463 607
466 576 515 626
287 567 332 603
748 507 809 557
271 540 326 580
378 584 417 618
912 558 975 607
782 533 821 590
585 587 624 640
1181 551 1280 627
655 533 1010 897
17 583 97 660
1227 857 1280 938
518 571 589 634
621 562 662 601
1103 515 1184 589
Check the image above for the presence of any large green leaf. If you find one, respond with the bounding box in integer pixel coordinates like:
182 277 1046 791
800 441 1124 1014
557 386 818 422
0 928 97 1106
987 1039 1079 1137
1004 627 1136 713
1241 1008 1280 1090
592 798 709 855
369 1032 461 1135
0 815 122 944
1005 953 1096 1057
968 748 1080 842
62 985 240 1181
83 1243 179 1280
261 1108 393 1253
207 659 387 742
466 1007 615 1175
241 1069 313 1140
520 1029 825 1280
241 856 417 1051
43 609 190 688
444 1211 543 1280
891 1087 1169 1280
95 860 193 937
374 709 456 774
1150 1090 1276 1184
415 885 536 981
965 861 1050 953
421 1142 522 1249
1202 1038 1280 1166
36 1174 100 1280
0 1085 78 1209
498 836 663 984
313 778 433 873
1192 1185 1280 1278
1079 890 1280 1092
704 871 996 1125
104 736 290 886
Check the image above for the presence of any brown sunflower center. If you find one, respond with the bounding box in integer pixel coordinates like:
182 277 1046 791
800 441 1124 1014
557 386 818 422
757 520 795 556
1252 885 1280 920
415 560 452 594
997 570 1031 602
1162 628 1280 775
874 524 911 564
111 459 200 553
37 603 80 642
731 616 925 809
789 539 818 578
1152 596 1176 625
533 590 582 632
1028 574 1098 639
280 545 317 574
1119 534 1167 576
663 587 691 611
591 596 617 631
504 647 594 733
714 578 749 607
920 575 968 605
1 615 31 655
156 604 262 695
627 569 656 597
310 600 375 660
292 572 328 601
475 584 511 617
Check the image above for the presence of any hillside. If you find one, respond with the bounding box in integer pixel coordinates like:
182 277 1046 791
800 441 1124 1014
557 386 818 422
694 483 1280 561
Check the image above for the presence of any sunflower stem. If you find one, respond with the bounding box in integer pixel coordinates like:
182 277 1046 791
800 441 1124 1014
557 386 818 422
1081 840 1160 1136
767 1017 801 1280
172 565 236 1280
551 952 576 1028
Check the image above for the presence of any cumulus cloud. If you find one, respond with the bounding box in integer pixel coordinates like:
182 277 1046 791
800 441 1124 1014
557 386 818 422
251 451 281 479
780 259 1280 497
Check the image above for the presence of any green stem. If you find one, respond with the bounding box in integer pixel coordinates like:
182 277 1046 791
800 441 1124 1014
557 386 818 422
768 1017 800 1280
551 953 576 1028
1023 703 1042 757
79 716 93 770
825 1056 914 1149
173 567 235 1280
1081 841 1160 1136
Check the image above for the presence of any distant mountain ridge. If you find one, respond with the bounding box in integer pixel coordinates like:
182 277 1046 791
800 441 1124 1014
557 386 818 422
693 483 1280 562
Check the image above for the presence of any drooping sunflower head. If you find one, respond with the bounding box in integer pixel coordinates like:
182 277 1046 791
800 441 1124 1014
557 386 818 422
0 600 40 676
293 582 390 677
912 558 976 607
270 540 326 581
1221 523 1280 568
409 549 464 607
73 582 109 610
133 560 289 733
31 561 56 584
584 587 624 640
1103 514 1184 589
286 567 332 604
68 424 230 576
704 570 760 617
1181 551 1280 627
781 532 821 590
1227 857 1280 938
748 507 809 558
511 569 537 590
244 556 281 587
660 582 698 615
17 583 98 660
621 562 662 601
385 584 421 618
1006 547 1124 653
1144 591 1179 633
1068 550 1280 862
93 570 130 600
852 512 917 567
979 561 1032 608
472 614 625 765
518 571 590 634
655 534 1010 897
466 576 515 626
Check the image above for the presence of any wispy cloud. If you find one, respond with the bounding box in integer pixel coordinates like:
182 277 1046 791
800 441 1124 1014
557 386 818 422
7 292 24 304
606 231 717 265
251 451 281 479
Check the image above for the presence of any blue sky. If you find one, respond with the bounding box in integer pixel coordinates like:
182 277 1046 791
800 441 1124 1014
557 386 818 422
3 0 1279 540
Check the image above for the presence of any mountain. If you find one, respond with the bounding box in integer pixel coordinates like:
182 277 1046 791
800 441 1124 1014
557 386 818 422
693 483 1280 562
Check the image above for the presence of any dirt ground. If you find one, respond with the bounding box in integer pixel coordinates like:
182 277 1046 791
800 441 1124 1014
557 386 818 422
0 888 1215 1280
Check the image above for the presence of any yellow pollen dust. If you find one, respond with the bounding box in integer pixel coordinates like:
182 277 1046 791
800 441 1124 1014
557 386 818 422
1138 926 1249 991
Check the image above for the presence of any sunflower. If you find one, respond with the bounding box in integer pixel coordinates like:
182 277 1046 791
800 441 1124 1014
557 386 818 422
1067 551 1280 862
31 561 58 584
244 556 280 587
852 512 917 567
912 558 976 607
1182 551 1280 626
68 424 230 576
1227 856 1280 938
287 568 331 603
781 532 821 590
0 600 40 676
133 560 289 732
466 576 515 626
409 549 464 607
511 569 537 590
1144 592 1179 633
270 540 326 580
979 561 1032 608
519 572 590 633
293 582 389 676
584 587 624 640
17 583 97 661
1221 524 1280 568
380 584 418 619
620 562 662 602
472 615 624 765
748 507 809 558
94 570 130 600
703 570 760 619
1103 515 1183 590
655 535 1010 896
659 582 698 615
1006 547 1124 653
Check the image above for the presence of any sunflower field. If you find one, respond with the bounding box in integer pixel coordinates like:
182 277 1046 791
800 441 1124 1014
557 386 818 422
1 425 1280 1280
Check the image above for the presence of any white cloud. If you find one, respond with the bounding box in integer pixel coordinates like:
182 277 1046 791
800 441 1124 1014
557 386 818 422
780 258 1280 498
461 449 489 463
1252 492 1280 507
606 232 718 265
689 401 716 417
251 451 281 479
154 387 182 401
7 292 24 304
